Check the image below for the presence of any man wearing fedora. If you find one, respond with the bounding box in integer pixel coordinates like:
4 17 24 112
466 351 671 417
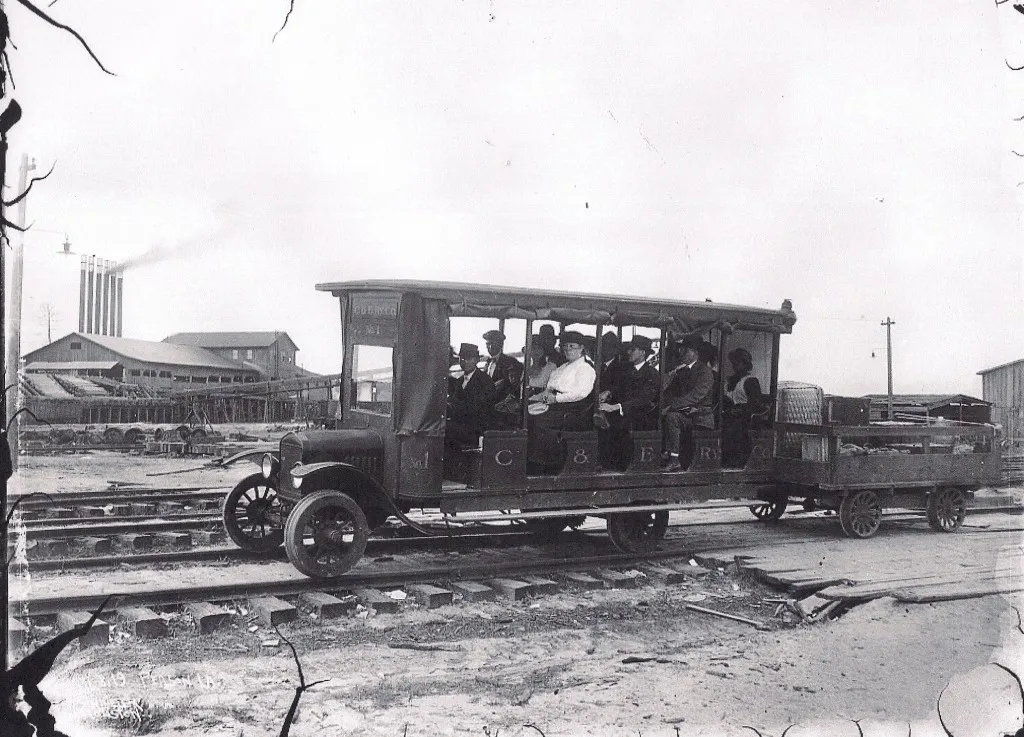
483 330 524 401
446 343 496 448
526 331 597 469
597 334 660 468
598 335 659 430
661 336 715 472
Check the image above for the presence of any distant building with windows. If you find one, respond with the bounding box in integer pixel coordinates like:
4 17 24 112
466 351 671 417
163 331 300 381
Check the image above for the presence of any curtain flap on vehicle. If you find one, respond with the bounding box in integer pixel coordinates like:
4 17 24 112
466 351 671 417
533 307 613 323
394 294 449 436
449 302 536 319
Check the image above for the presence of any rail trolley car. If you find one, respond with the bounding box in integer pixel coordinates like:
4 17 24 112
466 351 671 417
219 281 1000 578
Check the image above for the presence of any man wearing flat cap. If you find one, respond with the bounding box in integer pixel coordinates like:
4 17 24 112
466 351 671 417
661 335 715 472
446 343 496 447
527 331 598 469
482 329 524 411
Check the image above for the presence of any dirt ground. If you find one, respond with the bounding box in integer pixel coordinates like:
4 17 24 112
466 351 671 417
8 451 1024 736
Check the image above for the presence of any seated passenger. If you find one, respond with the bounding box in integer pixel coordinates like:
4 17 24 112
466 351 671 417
722 347 766 467
526 338 557 397
599 335 659 431
483 329 525 428
661 337 715 472
446 343 496 448
526 331 597 469
598 331 629 401
537 323 566 367
482 330 524 404
598 335 659 469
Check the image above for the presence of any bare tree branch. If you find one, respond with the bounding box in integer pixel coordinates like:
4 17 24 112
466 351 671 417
0 217 28 232
1016 3 1024 14
741 728 765 736
276 624 330 737
3 161 53 206
13 0 114 75
6 490 54 526
852 719 864 737
523 726 546 737
273 0 296 43
1007 59 1024 71
7 406 50 433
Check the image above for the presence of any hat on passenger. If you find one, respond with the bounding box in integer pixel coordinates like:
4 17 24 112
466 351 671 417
728 347 752 364
559 330 587 347
675 335 703 351
458 343 480 360
600 331 620 352
482 330 506 343
697 341 717 364
627 335 654 355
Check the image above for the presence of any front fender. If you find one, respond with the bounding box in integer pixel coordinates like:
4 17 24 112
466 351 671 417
290 461 432 535
217 446 277 468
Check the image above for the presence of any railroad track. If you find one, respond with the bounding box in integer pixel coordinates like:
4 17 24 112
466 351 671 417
9 510 966 615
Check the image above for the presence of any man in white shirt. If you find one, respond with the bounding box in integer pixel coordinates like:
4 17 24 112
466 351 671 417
527 331 597 470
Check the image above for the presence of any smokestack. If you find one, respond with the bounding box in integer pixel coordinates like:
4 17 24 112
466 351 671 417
101 259 111 335
95 258 105 333
79 255 87 333
114 271 123 337
85 255 95 333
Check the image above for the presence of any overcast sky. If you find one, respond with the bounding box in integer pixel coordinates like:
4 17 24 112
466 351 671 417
6 1 1023 397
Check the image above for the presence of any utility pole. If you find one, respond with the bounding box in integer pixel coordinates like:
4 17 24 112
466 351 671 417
3 154 32 472
881 317 896 421
0 98 23 675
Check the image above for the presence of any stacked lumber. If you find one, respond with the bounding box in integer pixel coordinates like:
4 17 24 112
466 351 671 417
700 524 1024 605
1003 452 1024 485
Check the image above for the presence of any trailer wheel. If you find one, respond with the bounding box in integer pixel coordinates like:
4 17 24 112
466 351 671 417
749 498 787 522
926 487 967 532
838 490 882 539
222 473 284 554
284 490 368 578
607 509 668 554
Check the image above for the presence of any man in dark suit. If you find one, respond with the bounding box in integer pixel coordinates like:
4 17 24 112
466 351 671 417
598 335 659 468
597 331 630 400
446 343 496 447
661 336 715 472
483 330 524 425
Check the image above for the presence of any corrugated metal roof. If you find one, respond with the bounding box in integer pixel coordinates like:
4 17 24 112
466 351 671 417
978 358 1024 375
25 361 121 372
76 333 254 371
163 331 298 350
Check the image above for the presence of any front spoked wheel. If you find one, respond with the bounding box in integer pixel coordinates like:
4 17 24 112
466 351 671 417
222 473 284 554
607 509 669 554
284 490 368 578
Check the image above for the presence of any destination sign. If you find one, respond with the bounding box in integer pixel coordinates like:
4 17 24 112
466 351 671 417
349 294 399 345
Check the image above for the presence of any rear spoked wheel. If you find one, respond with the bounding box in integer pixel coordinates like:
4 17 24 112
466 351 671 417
222 473 284 554
927 487 967 532
607 509 669 554
524 515 585 543
284 490 368 578
749 497 788 522
838 489 882 539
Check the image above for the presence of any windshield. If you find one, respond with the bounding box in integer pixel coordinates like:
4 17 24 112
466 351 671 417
350 344 394 415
